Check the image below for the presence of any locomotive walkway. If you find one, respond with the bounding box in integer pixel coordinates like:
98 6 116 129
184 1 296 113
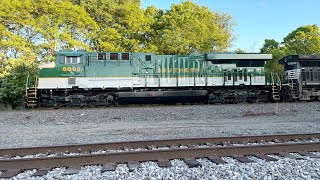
0 133 320 178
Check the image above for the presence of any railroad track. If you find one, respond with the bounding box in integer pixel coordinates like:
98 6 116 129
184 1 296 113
0 133 320 178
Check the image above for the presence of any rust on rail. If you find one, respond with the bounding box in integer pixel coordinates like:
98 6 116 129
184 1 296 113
0 142 319 171
1 133 319 157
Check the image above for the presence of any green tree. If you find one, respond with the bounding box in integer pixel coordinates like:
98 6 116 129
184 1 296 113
0 0 97 108
32 0 98 60
260 39 285 76
261 25 320 77
154 1 234 54
71 0 156 52
0 0 31 58
234 48 246 53
283 24 320 54
0 0 97 61
0 51 38 108
260 39 279 53
260 42 297 78
143 5 164 53
68 0 234 54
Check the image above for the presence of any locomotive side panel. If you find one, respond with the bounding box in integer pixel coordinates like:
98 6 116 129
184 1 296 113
205 53 269 87
31 51 273 107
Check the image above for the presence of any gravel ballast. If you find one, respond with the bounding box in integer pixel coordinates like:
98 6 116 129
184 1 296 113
1 154 320 179
1 102 320 179
1 102 320 148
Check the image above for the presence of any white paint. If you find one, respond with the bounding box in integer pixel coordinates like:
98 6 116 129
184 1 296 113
286 69 301 80
38 75 266 89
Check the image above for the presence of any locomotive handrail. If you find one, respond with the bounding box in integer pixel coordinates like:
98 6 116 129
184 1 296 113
130 54 153 69
270 72 275 85
35 75 38 97
299 73 302 97
269 72 281 88
25 74 29 97
289 79 293 90
276 73 281 90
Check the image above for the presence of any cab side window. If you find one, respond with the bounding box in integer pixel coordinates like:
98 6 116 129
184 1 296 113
60 56 65 64
61 56 82 64
110 53 119 60
122 53 130 60
145 55 151 61
98 53 106 60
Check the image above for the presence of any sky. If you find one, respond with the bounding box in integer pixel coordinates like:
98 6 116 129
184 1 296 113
141 0 320 52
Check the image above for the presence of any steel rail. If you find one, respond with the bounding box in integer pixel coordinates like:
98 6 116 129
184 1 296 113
0 142 319 171
1 133 320 157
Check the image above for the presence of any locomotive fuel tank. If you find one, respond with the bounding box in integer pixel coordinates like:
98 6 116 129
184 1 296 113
118 90 207 104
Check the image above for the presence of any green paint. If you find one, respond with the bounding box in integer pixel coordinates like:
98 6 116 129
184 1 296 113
39 51 271 80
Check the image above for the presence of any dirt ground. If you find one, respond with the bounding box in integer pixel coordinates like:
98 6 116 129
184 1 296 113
0 102 319 148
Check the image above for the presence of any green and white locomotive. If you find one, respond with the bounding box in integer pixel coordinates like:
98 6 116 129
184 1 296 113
26 51 272 107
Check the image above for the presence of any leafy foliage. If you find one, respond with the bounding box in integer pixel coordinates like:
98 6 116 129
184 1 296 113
283 25 320 54
234 48 246 53
0 51 38 108
0 0 97 61
71 0 157 52
154 1 234 54
260 39 279 54
260 39 285 76
260 25 320 77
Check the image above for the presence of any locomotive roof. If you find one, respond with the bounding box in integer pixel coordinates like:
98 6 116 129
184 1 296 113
205 53 272 61
57 50 87 56
56 50 274 61
279 55 320 64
